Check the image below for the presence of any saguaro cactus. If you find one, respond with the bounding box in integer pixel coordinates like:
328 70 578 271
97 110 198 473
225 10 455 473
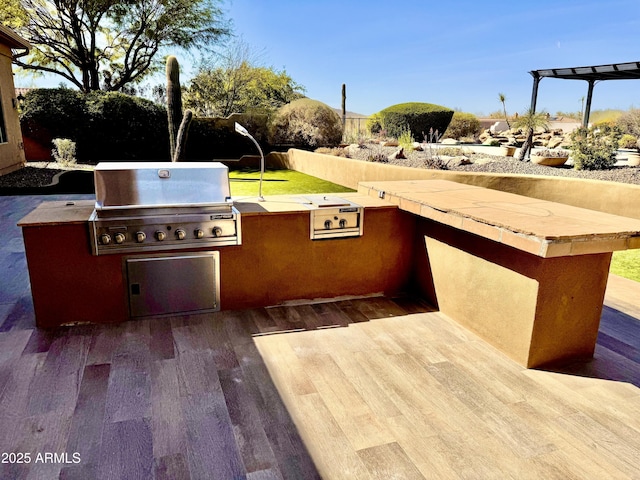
173 110 193 162
166 55 183 160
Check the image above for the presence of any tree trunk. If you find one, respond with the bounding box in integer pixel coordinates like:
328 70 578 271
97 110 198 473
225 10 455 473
516 128 533 161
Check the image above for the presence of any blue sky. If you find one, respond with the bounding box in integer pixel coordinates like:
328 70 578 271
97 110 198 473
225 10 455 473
20 0 640 117
222 0 640 116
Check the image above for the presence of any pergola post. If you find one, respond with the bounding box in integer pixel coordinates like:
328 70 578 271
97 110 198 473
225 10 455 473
529 71 541 114
583 79 595 127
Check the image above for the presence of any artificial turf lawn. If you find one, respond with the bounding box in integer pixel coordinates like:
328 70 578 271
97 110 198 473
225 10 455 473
611 249 640 282
229 168 354 196
231 168 640 284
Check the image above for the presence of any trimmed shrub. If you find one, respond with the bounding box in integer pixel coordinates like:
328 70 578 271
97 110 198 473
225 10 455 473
444 112 480 139
20 88 168 162
375 102 454 141
269 98 343 148
186 113 269 160
84 91 168 161
20 88 87 148
570 124 622 170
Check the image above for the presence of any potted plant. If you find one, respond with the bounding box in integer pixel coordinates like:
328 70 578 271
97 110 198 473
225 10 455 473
500 140 522 157
530 148 570 166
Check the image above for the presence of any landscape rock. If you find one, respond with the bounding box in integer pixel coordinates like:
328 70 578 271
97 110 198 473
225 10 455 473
387 147 405 160
443 155 472 167
441 138 459 145
382 140 399 147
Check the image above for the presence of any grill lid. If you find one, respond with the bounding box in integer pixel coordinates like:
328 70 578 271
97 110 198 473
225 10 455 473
94 162 232 211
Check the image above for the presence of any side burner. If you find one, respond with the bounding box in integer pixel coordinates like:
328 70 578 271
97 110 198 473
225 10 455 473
299 195 363 240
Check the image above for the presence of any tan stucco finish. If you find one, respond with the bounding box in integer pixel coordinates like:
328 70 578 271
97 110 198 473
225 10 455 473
420 229 611 368
286 149 640 220
425 235 539 366
0 27 29 175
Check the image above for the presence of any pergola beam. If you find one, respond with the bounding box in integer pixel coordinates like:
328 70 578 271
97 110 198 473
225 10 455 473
528 60 640 128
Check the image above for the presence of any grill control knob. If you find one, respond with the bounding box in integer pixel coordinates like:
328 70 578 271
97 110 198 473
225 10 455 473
194 228 204 239
212 226 223 237
114 233 126 244
99 233 111 245
324 220 333 230
339 219 347 228
136 231 146 243
175 229 186 240
155 230 166 241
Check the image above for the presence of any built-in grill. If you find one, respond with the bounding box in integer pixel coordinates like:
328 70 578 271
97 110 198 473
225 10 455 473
89 162 241 256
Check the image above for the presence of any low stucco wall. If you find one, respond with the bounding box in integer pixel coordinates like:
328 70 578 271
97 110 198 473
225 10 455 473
285 149 640 220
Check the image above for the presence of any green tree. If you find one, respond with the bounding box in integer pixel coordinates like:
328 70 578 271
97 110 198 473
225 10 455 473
0 0 28 28
513 109 550 161
183 41 305 117
0 0 229 92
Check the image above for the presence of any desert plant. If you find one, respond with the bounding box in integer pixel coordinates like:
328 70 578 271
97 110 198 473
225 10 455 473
570 124 622 170
315 147 350 157
51 138 77 165
366 113 384 135
444 112 480 139
498 93 510 129
531 148 570 158
173 110 193 162
618 133 638 149
616 109 640 136
374 102 454 140
269 98 343 148
512 109 550 161
397 126 415 152
166 55 183 160
437 146 467 156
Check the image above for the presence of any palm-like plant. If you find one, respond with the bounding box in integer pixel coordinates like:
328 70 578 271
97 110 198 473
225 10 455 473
512 109 550 161
498 93 510 129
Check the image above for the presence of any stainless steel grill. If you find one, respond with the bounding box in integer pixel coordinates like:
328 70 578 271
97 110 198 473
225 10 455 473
89 162 241 255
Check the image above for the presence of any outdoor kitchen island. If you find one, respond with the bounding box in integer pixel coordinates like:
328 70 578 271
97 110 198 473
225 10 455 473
18 192 415 329
359 179 640 368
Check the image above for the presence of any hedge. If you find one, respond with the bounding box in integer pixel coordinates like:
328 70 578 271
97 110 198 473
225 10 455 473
375 102 454 141
20 88 168 162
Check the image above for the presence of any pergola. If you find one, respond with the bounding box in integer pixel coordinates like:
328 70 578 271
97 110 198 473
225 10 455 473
529 61 640 126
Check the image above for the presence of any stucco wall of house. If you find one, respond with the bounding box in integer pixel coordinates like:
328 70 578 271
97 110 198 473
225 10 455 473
0 42 26 176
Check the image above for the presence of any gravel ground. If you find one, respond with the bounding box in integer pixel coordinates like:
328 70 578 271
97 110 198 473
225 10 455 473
0 166 64 189
344 144 640 185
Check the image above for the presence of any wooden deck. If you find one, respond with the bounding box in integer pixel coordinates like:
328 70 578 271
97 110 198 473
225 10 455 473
1 195 639 479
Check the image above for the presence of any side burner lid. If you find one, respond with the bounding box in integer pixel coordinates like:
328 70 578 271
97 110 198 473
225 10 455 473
299 195 354 208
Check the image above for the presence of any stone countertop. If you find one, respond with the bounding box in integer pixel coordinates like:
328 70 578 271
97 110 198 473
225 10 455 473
358 179 640 258
17 193 393 226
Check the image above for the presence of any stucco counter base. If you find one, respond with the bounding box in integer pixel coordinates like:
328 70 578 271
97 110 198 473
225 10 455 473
18 194 414 328
359 179 640 368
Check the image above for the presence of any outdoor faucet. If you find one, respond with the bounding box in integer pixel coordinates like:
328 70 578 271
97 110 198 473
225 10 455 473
234 122 265 201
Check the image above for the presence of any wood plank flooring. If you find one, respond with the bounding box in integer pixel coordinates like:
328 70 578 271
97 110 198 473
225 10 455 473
1 194 639 479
